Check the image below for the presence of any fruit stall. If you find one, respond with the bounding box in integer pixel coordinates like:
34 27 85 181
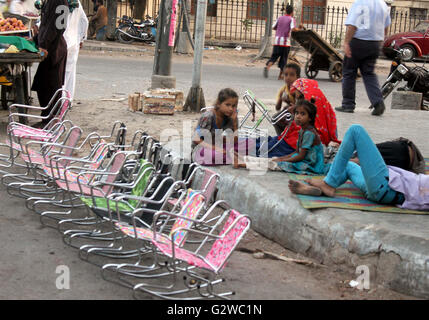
0 14 41 123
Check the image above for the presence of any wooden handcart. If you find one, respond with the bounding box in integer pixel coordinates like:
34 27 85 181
292 28 344 82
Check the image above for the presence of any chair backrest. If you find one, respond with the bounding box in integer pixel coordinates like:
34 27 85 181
169 190 205 246
114 122 127 150
58 126 83 166
137 135 155 160
239 90 272 138
88 141 109 170
48 94 71 126
200 168 219 204
128 160 154 207
57 95 71 120
205 210 251 272
100 152 127 193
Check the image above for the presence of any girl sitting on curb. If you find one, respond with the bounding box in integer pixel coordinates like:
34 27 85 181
191 88 253 167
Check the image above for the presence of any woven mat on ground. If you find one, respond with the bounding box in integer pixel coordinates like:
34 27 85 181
287 159 429 215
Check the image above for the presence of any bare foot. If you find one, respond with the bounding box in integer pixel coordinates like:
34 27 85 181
233 163 247 169
288 180 322 196
232 151 246 169
305 178 336 197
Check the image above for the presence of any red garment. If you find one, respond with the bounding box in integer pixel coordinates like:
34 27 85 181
279 78 341 148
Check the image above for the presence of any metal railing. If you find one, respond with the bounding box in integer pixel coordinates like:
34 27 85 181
185 2 350 46
80 1 429 47
81 0 160 22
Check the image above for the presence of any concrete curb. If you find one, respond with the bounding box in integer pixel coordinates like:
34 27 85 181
164 140 429 299
208 167 429 299
81 40 149 54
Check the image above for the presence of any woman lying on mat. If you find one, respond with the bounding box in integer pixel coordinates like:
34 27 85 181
352 138 426 174
289 124 429 211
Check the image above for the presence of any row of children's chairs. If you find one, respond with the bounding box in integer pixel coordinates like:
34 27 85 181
0 88 252 300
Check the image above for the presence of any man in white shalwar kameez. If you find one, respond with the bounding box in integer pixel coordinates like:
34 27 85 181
63 0 88 100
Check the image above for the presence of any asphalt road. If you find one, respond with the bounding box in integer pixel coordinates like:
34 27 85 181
71 53 429 156
0 52 424 301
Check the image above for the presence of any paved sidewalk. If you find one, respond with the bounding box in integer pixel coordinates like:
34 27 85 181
164 101 429 299
82 39 151 53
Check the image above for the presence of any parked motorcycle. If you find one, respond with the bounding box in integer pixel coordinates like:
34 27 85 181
381 48 429 103
115 15 157 44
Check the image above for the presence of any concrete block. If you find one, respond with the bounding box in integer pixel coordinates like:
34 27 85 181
151 74 176 89
391 91 422 110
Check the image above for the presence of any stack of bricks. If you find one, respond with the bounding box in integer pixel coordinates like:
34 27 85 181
128 89 184 115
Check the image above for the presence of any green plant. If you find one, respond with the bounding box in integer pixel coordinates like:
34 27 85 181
241 19 254 32
328 32 342 48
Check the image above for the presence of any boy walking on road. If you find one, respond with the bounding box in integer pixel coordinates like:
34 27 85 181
264 4 299 80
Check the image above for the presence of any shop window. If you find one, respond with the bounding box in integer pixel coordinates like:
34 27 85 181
247 0 268 20
191 0 217 17
302 0 326 25
410 7 427 19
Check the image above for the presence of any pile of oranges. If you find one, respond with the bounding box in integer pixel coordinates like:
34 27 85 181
0 18 27 32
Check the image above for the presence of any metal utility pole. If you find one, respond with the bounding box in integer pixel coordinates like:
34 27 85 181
106 0 118 40
175 0 193 54
151 0 177 89
184 0 207 112
249 0 273 62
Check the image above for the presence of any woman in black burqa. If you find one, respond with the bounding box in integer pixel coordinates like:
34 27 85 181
31 0 69 124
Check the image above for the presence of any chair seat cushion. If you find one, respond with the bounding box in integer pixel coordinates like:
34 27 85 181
54 179 104 196
153 241 214 271
8 126 55 142
80 196 134 212
116 222 171 244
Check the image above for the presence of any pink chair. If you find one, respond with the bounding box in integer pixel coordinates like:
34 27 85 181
31 150 132 227
168 165 219 209
7 88 72 142
2 126 84 198
114 191 205 247
132 205 251 300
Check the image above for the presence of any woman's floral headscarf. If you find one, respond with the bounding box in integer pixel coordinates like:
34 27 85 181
289 78 341 146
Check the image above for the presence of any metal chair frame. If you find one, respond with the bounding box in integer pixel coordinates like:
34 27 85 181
238 89 293 139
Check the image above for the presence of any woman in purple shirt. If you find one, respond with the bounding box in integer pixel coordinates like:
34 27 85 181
289 124 429 211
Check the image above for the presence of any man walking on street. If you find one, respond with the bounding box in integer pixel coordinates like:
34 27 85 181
263 4 299 80
335 0 391 116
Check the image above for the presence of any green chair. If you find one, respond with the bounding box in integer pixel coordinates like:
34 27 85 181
79 159 155 216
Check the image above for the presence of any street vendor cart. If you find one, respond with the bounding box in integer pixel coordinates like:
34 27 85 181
292 28 344 82
0 14 42 123
0 50 42 109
